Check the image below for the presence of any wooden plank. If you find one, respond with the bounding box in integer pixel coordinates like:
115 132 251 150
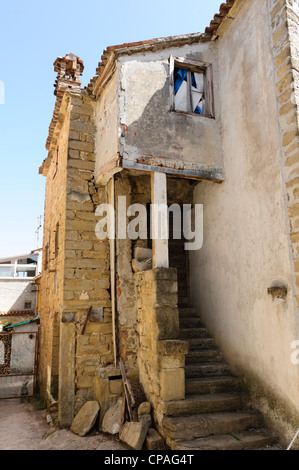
206 64 215 118
119 391 127 435
169 55 175 112
81 306 92 335
119 358 135 421
187 70 192 113
174 56 210 70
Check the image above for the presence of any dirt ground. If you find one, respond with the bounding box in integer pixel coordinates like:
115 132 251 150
0 398 128 450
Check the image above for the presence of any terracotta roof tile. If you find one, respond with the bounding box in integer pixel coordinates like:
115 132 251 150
205 1 236 34
0 310 35 316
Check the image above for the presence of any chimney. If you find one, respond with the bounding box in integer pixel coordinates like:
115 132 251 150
53 53 84 95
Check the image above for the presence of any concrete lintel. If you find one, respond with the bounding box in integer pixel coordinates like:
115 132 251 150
122 159 225 182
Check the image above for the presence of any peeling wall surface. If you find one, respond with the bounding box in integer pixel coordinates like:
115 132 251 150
94 71 119 176
190 0 299 437
94 42 223 177
118 44 222 169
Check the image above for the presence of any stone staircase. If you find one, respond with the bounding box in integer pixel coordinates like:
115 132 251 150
161 307 280 450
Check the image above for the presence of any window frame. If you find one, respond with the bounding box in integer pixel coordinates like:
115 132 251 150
169 55 215 119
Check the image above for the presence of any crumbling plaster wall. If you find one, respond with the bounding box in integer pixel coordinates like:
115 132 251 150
94 71 119 176
190 0 299 444
93 42 224 175
118 43 223 169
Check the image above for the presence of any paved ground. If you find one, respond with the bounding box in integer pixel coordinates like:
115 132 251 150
0 398 127 450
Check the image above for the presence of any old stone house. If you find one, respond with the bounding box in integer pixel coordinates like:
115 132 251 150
38 0 299 449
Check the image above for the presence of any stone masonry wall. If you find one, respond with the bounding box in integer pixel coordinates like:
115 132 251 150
39 90 114 426
114 174 138 369
269 0 299 322
39 96 70 403
136 268 188 429
61 90 113 422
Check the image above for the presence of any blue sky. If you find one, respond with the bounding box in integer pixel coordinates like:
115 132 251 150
0 0 222 258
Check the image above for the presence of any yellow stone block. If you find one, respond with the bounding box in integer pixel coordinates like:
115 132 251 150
160 368 185 402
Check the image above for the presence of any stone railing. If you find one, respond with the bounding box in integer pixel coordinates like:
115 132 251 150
135 268 188 428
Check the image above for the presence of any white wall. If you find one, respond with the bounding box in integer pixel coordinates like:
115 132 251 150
118 42 223 169
190 0 299 434
0 279 37 312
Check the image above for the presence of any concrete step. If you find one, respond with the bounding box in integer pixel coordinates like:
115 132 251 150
186 337 217 350
162 411 264 441
179 317 203 328
170 429 278 450
186 349 223 364
185 362 231 378
186 376 239 395
179 327 209 339
163 393 242 417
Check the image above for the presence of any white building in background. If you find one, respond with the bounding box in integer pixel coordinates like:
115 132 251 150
0 249 42 315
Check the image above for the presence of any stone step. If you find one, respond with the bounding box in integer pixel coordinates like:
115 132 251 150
170 429 278 450
179 317 203 328
178 307 197 317
179 327 209 339
162 411 264 441
185 362 231 378
185 376 239 395
185 337 217 350
186 349 223 364
163 393 242 417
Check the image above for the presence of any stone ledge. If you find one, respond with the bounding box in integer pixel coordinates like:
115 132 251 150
157 340 189 356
